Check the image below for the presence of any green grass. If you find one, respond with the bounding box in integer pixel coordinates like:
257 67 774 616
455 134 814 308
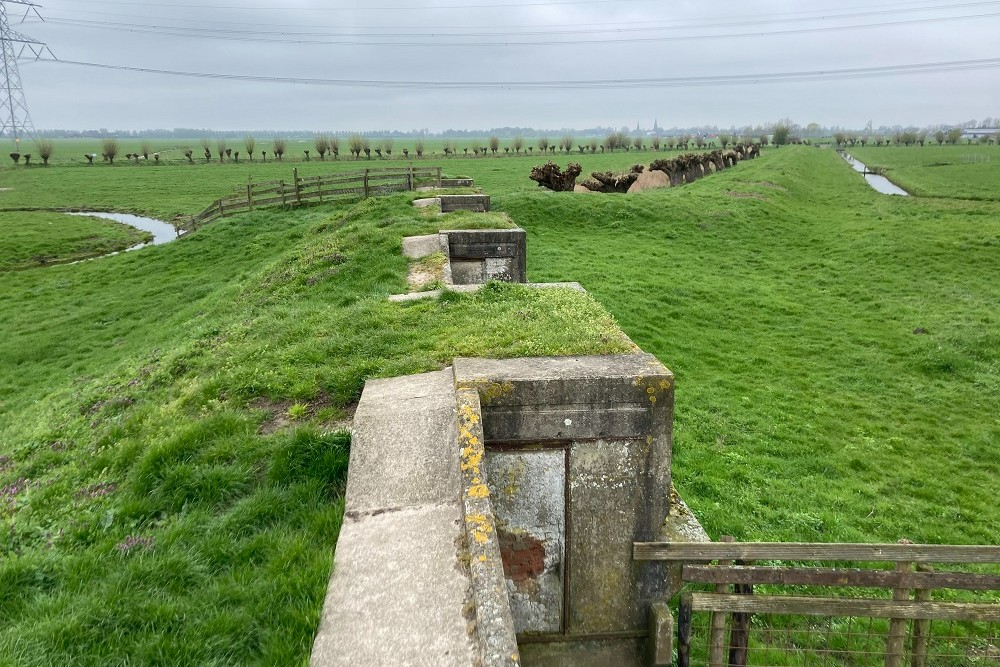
0 211 151 270
851 145 1000 201
500 147 999 545
0 145 689 220
0 196 630 665
1 145 998 663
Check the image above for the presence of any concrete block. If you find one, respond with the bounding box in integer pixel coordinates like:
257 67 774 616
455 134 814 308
441 178 475 187
310 504 476 667
440 194 491 213
345 369 460 514
649 603 674 667
518 638 646 667
402 233 443 259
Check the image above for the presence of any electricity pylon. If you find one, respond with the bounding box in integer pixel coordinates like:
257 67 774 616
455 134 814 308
1 0 54 147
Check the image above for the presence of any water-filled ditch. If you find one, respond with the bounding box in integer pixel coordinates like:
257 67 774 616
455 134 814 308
841 153 910 196
63 212 181 263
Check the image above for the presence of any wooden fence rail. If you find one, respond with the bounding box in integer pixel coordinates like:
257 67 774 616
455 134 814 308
635 539 1000 667
185 165 443 230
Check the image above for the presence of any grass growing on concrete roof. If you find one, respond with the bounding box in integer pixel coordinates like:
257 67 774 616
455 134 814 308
0 195 631 665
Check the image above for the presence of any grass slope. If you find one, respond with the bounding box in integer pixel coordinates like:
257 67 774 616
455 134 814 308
0 196 631 665
502 147 1000 545
0 211 151 271
851 145 1000 201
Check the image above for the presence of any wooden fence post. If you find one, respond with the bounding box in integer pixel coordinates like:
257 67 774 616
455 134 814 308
218 199 224 218
678 593 692 667
293 167 302 205
886 556 913 667
910 564 933 667
408 164 414 191
727 578 753 667
247 175 254 211
279 181 286 208
364 168 370 198
437 167 442 188
709 536 735 667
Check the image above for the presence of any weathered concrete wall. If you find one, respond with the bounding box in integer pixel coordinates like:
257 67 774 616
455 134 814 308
454 354 677 662
446 229 527 285
440 194 491 212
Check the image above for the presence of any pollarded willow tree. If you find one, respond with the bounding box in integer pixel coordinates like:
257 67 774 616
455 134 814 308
272 138 287 161
102 137 120 165
37 139 54 166
245 135 256 161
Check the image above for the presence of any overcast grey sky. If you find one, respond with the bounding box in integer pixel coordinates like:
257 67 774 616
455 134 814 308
14 0 1000 131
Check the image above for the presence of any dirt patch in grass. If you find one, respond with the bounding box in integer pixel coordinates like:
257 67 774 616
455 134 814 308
727 191 768 201
407 252 446 291
253 393 353 435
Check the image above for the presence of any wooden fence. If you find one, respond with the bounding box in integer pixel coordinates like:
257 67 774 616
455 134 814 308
187 165 443 230
634 538 1000 667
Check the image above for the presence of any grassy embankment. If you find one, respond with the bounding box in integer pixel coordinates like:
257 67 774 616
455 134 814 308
1 145 997 662
851 144 1000 201
0 187 631 664
0 211 151 270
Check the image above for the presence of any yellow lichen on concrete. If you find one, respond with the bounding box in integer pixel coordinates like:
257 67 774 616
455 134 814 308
468 484 490 499
465 512 494 544
457 378 514 404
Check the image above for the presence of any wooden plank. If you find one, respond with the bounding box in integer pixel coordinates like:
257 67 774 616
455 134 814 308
689 594 1000 622
636 542 1000 564
681 565 1000 591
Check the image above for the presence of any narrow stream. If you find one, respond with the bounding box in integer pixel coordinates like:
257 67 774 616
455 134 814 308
56 212 182 266
840 153 910 196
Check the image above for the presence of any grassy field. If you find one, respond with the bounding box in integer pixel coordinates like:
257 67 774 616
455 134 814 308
851 144 1000 201
1 144 997 663
2 146 672 221
0 211 151 270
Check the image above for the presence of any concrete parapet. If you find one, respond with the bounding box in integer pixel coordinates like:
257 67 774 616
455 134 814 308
457 388 522 667
311 370 477 667
440 194 491 213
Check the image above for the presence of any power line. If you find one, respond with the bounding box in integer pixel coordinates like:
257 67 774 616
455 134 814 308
38 1 1000 38
39 9 1000 46
38 56 1000 89
40 0 658 10
39 0 1000 31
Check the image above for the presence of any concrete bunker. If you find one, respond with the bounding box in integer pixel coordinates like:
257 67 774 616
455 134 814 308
310 348 707 667
455 355 681 665
402 228 527 287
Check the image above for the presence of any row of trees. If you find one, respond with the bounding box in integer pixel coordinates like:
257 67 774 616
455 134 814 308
833 128 999 147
